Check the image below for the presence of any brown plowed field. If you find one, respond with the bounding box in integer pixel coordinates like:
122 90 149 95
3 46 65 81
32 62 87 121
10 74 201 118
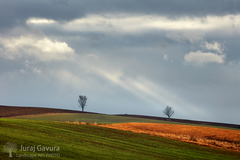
99 122 240 152
0 105 88 117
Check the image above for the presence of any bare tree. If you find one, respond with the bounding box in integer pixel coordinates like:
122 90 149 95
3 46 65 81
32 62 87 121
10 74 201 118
163 106 174 120
3 142 17 157
78 95 87 112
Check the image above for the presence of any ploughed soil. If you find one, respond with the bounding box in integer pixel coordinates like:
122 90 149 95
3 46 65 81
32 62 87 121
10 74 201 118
98 122 240 152
0 105 95 118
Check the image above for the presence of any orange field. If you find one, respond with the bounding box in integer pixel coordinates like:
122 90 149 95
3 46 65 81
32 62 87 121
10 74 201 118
98 122 240 152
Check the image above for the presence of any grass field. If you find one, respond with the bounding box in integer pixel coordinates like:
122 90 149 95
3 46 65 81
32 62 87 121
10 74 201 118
1 118 240 160
7 113 237 130
8 113 240 152
7 113 182 124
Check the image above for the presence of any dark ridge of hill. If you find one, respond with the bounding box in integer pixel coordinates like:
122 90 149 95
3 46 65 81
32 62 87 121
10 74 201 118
115 114 240 129
0 105 98 118
1 105 239 129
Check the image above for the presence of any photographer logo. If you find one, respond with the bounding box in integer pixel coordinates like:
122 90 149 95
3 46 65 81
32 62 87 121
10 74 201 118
3 142 60 158
3 142 17 157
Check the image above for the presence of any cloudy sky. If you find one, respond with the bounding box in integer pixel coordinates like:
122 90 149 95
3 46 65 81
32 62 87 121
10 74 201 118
0 0 240 124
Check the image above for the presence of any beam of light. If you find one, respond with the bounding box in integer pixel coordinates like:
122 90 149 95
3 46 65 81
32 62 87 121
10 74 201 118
83 57 204 116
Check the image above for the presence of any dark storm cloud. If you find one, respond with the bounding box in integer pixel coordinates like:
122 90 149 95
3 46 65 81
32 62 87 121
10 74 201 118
104 0 240 17
0 0 85 28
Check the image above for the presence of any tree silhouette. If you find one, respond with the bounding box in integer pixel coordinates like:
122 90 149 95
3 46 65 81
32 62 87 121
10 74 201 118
3 142 17 157
78 95 87 112
163 106 174 120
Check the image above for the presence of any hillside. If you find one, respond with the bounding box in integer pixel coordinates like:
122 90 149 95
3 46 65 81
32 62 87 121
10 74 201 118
0 105 93 117
1 105 240 159
1 105 239 129
1 118 240 160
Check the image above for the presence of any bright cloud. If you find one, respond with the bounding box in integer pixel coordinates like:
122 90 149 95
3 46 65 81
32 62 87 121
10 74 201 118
0 35 75 62
184 50 225 65
204 41 224 54
65 14 240 33
26 14 240 34
26 18 56 24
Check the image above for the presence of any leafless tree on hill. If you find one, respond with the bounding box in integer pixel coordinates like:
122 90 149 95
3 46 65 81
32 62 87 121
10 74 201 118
78 95 87 112
163 106 174 120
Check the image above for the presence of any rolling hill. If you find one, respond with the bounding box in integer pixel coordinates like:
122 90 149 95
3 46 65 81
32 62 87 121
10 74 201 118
0 105 240 159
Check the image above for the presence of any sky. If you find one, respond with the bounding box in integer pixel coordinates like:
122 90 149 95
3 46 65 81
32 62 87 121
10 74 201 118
0 0 240 124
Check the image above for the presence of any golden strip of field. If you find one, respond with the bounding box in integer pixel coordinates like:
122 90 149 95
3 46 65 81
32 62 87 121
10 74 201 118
98 122 240 152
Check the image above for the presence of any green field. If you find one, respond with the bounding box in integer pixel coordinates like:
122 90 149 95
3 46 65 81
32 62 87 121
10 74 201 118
1 118 240 160
8 113 175 124
8 113 238 130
